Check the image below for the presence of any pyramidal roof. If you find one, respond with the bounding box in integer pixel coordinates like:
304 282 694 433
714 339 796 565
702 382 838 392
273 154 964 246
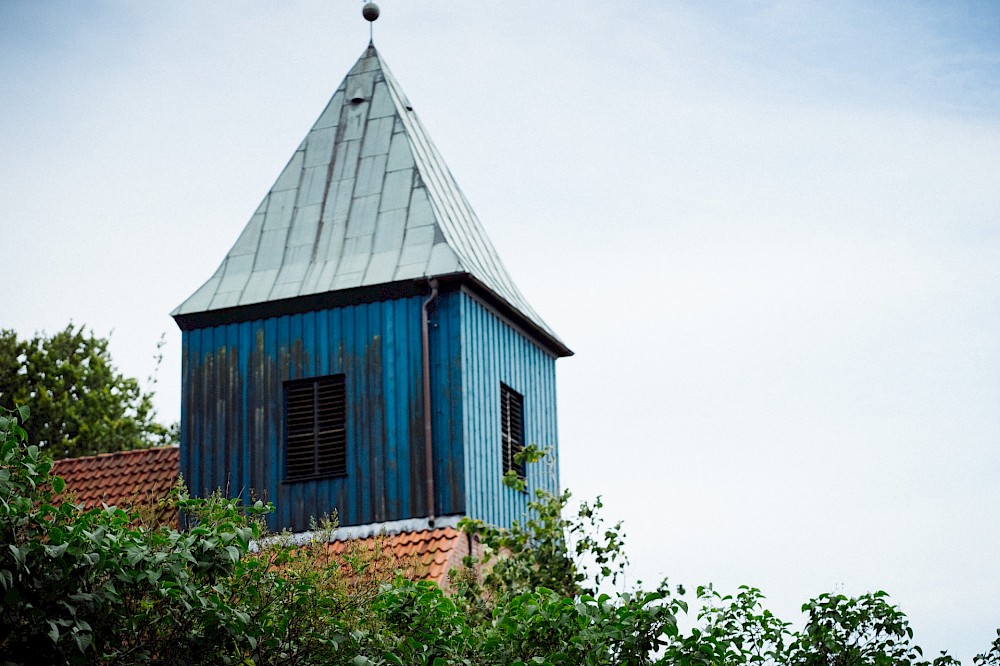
173 45 568 355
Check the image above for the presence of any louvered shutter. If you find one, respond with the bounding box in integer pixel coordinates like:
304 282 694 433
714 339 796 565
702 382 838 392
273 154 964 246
500 383 525 479
284 375 346 481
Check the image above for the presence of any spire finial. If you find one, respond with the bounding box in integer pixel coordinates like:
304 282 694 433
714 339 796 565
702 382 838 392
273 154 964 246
362 2 380 44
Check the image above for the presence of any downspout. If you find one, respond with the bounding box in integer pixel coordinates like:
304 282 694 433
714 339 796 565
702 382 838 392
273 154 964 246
421 278 439 527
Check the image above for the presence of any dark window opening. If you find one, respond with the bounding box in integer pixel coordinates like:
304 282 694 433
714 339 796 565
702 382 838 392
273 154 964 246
501 383 525 481
284 374 347 481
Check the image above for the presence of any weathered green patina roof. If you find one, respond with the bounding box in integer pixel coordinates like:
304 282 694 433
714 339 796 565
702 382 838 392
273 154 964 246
173 45 567 355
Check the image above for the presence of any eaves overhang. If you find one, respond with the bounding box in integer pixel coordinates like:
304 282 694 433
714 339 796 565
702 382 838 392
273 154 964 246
172 274 573 359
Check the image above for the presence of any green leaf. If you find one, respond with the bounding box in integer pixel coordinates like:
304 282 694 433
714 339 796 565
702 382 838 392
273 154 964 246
73 630 93 654
16 404 29 422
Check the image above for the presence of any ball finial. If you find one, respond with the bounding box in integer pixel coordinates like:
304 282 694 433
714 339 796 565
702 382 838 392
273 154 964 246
362 2 380 22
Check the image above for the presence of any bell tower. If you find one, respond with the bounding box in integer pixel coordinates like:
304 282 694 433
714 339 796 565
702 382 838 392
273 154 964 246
172 7 571 532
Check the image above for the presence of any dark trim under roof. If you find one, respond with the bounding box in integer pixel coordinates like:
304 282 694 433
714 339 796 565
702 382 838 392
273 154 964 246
172 273 573 358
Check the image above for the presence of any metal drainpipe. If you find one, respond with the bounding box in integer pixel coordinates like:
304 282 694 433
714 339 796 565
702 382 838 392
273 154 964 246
421 278 439 527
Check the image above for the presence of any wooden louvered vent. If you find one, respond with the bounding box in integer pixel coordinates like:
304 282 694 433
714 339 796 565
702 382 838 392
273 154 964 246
284 375 347 481
500 383 525 480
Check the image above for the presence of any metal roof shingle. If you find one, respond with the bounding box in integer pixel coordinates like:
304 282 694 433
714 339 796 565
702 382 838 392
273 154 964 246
172 45 565 350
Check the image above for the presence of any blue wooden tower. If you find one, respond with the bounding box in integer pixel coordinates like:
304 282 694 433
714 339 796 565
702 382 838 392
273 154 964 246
172 37 571 533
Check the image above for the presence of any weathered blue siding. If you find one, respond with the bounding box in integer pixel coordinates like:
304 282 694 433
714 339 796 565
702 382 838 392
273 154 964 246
180 295 465 532
430 292 466 520
459 292 560 527
180 289 558 533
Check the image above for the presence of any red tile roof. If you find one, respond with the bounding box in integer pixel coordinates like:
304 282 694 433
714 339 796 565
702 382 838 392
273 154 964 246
49 448 471 586
52 446 180 526
325 527 473 587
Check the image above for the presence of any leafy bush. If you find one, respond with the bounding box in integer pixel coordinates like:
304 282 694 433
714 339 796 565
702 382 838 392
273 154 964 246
0 405 377 665
1 407 997 665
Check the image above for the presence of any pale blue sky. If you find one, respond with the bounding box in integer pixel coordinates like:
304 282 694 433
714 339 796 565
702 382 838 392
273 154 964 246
2 1 998 659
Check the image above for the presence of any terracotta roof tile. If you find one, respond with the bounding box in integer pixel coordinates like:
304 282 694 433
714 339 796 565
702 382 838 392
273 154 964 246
324 527 473 587
52 446 180 526
48 450 475 587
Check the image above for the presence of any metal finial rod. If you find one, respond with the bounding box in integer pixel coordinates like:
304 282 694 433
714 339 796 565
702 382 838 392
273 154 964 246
363 2 380 44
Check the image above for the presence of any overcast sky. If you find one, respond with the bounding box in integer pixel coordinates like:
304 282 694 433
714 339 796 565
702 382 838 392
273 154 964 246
3 0 998 659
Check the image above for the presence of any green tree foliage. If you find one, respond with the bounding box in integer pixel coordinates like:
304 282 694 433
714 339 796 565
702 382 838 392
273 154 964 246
0 325 176 457
456 445 630 602
0 404 380 664
1 407 997 665
657 585 972 666
975 632 1000 666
